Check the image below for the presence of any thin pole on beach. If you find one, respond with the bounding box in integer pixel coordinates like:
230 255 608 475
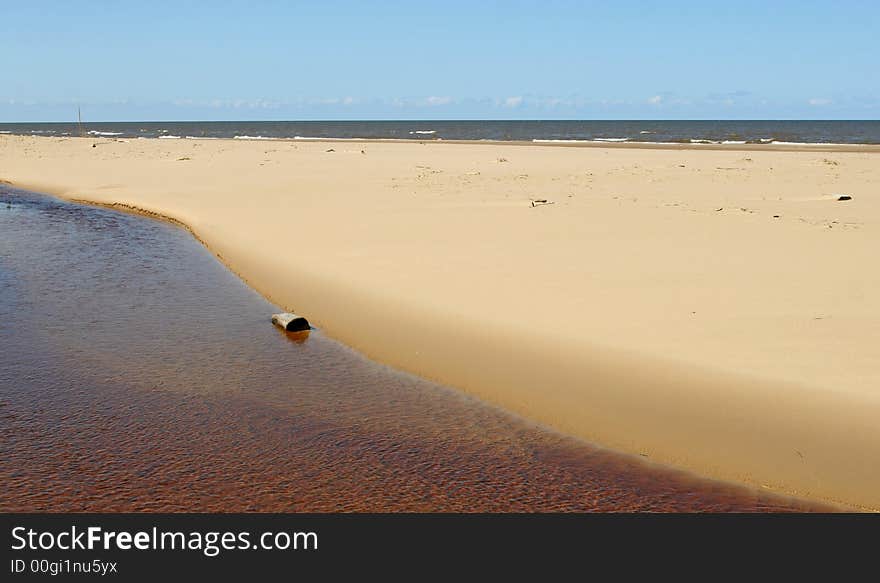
77 106 84 137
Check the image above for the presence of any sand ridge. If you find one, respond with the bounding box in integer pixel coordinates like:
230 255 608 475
3 134 879 509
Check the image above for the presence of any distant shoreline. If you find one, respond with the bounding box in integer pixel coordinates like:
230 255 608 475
4 131 880 153
233 135 880 153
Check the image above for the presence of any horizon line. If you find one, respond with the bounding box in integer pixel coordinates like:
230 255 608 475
3 118 880 124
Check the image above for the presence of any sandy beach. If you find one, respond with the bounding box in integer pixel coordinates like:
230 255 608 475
3 134 879 510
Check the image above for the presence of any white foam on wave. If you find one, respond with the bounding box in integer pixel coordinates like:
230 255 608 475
770 140 861 147
686 139 747 145
639 130 654 134
532 137 839 148
683 138 860 147
533 138 629 144
88 131 123 136
533 139 593 143
409 130 436 135
158 135 182 139
233 135 277 140
185 136 219 140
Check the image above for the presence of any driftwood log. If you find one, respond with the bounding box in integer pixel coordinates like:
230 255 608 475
271 312 310 332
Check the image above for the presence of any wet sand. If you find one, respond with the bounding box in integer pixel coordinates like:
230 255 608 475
0 189 828 512
2 134 879 509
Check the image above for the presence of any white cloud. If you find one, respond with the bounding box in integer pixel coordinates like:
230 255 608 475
425 96 452 106
199 98 282 109
648 95 663 105
504 96 523 108
808 98 832 106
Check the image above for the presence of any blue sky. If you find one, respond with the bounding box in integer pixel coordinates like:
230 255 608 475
2 1 878 121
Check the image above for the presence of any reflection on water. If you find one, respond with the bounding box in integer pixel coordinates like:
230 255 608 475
0 189 829 512
279 330 311 345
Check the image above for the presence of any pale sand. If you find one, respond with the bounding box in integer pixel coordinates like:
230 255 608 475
3 134 879 510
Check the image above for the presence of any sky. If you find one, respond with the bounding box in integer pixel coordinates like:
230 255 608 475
1 0 878 121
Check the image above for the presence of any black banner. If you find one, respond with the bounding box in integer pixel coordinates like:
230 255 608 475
1 513 874 579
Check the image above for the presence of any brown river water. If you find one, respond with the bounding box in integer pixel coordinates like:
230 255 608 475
0 188 829 512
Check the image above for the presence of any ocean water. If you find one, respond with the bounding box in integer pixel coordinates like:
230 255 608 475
0 188 830 512
1 120 878 144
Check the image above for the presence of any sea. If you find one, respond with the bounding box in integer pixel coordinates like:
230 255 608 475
0 120 878 145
